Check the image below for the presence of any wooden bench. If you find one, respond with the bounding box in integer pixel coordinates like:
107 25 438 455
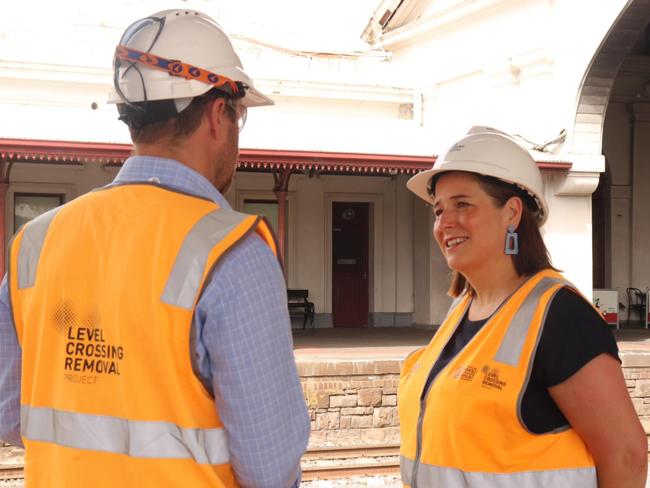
288 289 315 329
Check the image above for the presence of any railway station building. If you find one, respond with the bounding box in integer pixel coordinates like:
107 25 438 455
1 0 650 329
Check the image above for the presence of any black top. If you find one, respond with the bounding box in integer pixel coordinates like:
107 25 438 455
423 287 619 434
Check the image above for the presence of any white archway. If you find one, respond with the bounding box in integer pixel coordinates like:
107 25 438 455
572 0 650 156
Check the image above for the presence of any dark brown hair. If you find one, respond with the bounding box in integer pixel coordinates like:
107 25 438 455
129 91 236 145
432 172 557 297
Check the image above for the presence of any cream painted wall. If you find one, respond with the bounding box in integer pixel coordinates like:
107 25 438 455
231 171 415 322
5 163 417 323
631 105 650 290
543 172 597 295
412 196 453 326
603 103 633 305
413 196 434 325
0 68 429 155
396 175 415 314
600 100 650 308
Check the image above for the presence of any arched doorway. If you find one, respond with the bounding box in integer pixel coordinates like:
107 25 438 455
573 0 650 316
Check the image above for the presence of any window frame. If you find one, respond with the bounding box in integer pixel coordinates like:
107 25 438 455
237 191 296 286
13 192 65 233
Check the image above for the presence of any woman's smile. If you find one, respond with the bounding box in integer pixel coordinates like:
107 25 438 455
444 236 469 250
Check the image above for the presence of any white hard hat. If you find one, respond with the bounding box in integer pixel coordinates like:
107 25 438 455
407 131 549 225
108 9 273 110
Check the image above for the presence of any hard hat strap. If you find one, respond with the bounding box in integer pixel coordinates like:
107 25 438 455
114 45 247 99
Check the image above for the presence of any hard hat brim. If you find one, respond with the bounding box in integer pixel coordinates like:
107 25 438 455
406 162 549 226
406 167 437 205
242 86 274 107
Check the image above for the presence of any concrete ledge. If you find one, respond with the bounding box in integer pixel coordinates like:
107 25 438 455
297 358 403 377
621 351 650 368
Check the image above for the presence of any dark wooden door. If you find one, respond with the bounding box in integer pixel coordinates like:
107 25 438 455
332 202 369 327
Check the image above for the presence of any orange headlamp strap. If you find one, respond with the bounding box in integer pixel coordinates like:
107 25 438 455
114 45 244 98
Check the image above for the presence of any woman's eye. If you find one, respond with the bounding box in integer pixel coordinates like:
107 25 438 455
457 201 470 208
433 208 443 218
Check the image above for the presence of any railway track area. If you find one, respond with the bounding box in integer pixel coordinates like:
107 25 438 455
0 464 23 483
301 444 400 481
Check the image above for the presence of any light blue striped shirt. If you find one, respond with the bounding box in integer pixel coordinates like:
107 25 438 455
0 156 310 488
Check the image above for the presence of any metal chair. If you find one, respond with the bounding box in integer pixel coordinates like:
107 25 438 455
626 288 646 324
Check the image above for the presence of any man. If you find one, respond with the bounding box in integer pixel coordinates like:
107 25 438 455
0 9 310 487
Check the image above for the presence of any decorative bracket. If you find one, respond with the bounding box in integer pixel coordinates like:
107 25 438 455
272 167 292 193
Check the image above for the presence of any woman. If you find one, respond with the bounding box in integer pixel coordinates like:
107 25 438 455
399 130 647 488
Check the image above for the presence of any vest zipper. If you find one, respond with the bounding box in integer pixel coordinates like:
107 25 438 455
410 299 471 488
411 395 427 488
411 339 453 487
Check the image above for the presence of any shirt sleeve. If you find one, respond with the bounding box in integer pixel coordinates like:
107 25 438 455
0 274 23 447
192 233 310 488
535 287 620 388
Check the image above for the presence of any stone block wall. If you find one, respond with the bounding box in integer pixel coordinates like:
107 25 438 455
300 351 650 449
297 358 401 446
622 351 650 443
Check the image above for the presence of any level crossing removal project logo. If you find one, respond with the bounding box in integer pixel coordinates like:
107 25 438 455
480 365 507 390
52 301 125 385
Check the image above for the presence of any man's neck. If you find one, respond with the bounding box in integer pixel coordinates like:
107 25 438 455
133 143 183 163
133 142 213 184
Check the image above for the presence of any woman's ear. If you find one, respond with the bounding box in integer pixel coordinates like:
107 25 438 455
505 196 523 228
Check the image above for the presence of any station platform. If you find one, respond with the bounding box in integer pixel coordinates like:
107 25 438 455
292 326 650 360
293 327 434 360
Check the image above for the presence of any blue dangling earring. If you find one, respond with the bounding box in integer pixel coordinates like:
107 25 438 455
505 224 519 255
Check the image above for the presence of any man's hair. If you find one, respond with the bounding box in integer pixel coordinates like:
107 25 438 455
128 91 236 145
433 172 557 298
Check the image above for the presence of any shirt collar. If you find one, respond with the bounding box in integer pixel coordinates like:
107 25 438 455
112 156 232 209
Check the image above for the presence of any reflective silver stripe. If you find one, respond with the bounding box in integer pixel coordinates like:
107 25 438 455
444 294 465 321
401 456 596 487
494 277 568 366
161 210 252 309
401 456 413 485
21 405 229 465
17 207 61 289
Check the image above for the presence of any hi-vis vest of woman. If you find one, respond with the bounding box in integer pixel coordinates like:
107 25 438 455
9 184 276 487
398 269 597 488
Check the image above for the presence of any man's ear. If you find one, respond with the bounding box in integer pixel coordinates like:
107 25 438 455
206 97 228 139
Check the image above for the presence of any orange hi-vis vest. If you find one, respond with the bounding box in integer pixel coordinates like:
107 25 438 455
398 270 597 488
9 183 277 487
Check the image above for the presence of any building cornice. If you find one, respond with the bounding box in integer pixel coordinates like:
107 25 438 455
366 0 517 50
0 138 435 175
0 138 571 175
